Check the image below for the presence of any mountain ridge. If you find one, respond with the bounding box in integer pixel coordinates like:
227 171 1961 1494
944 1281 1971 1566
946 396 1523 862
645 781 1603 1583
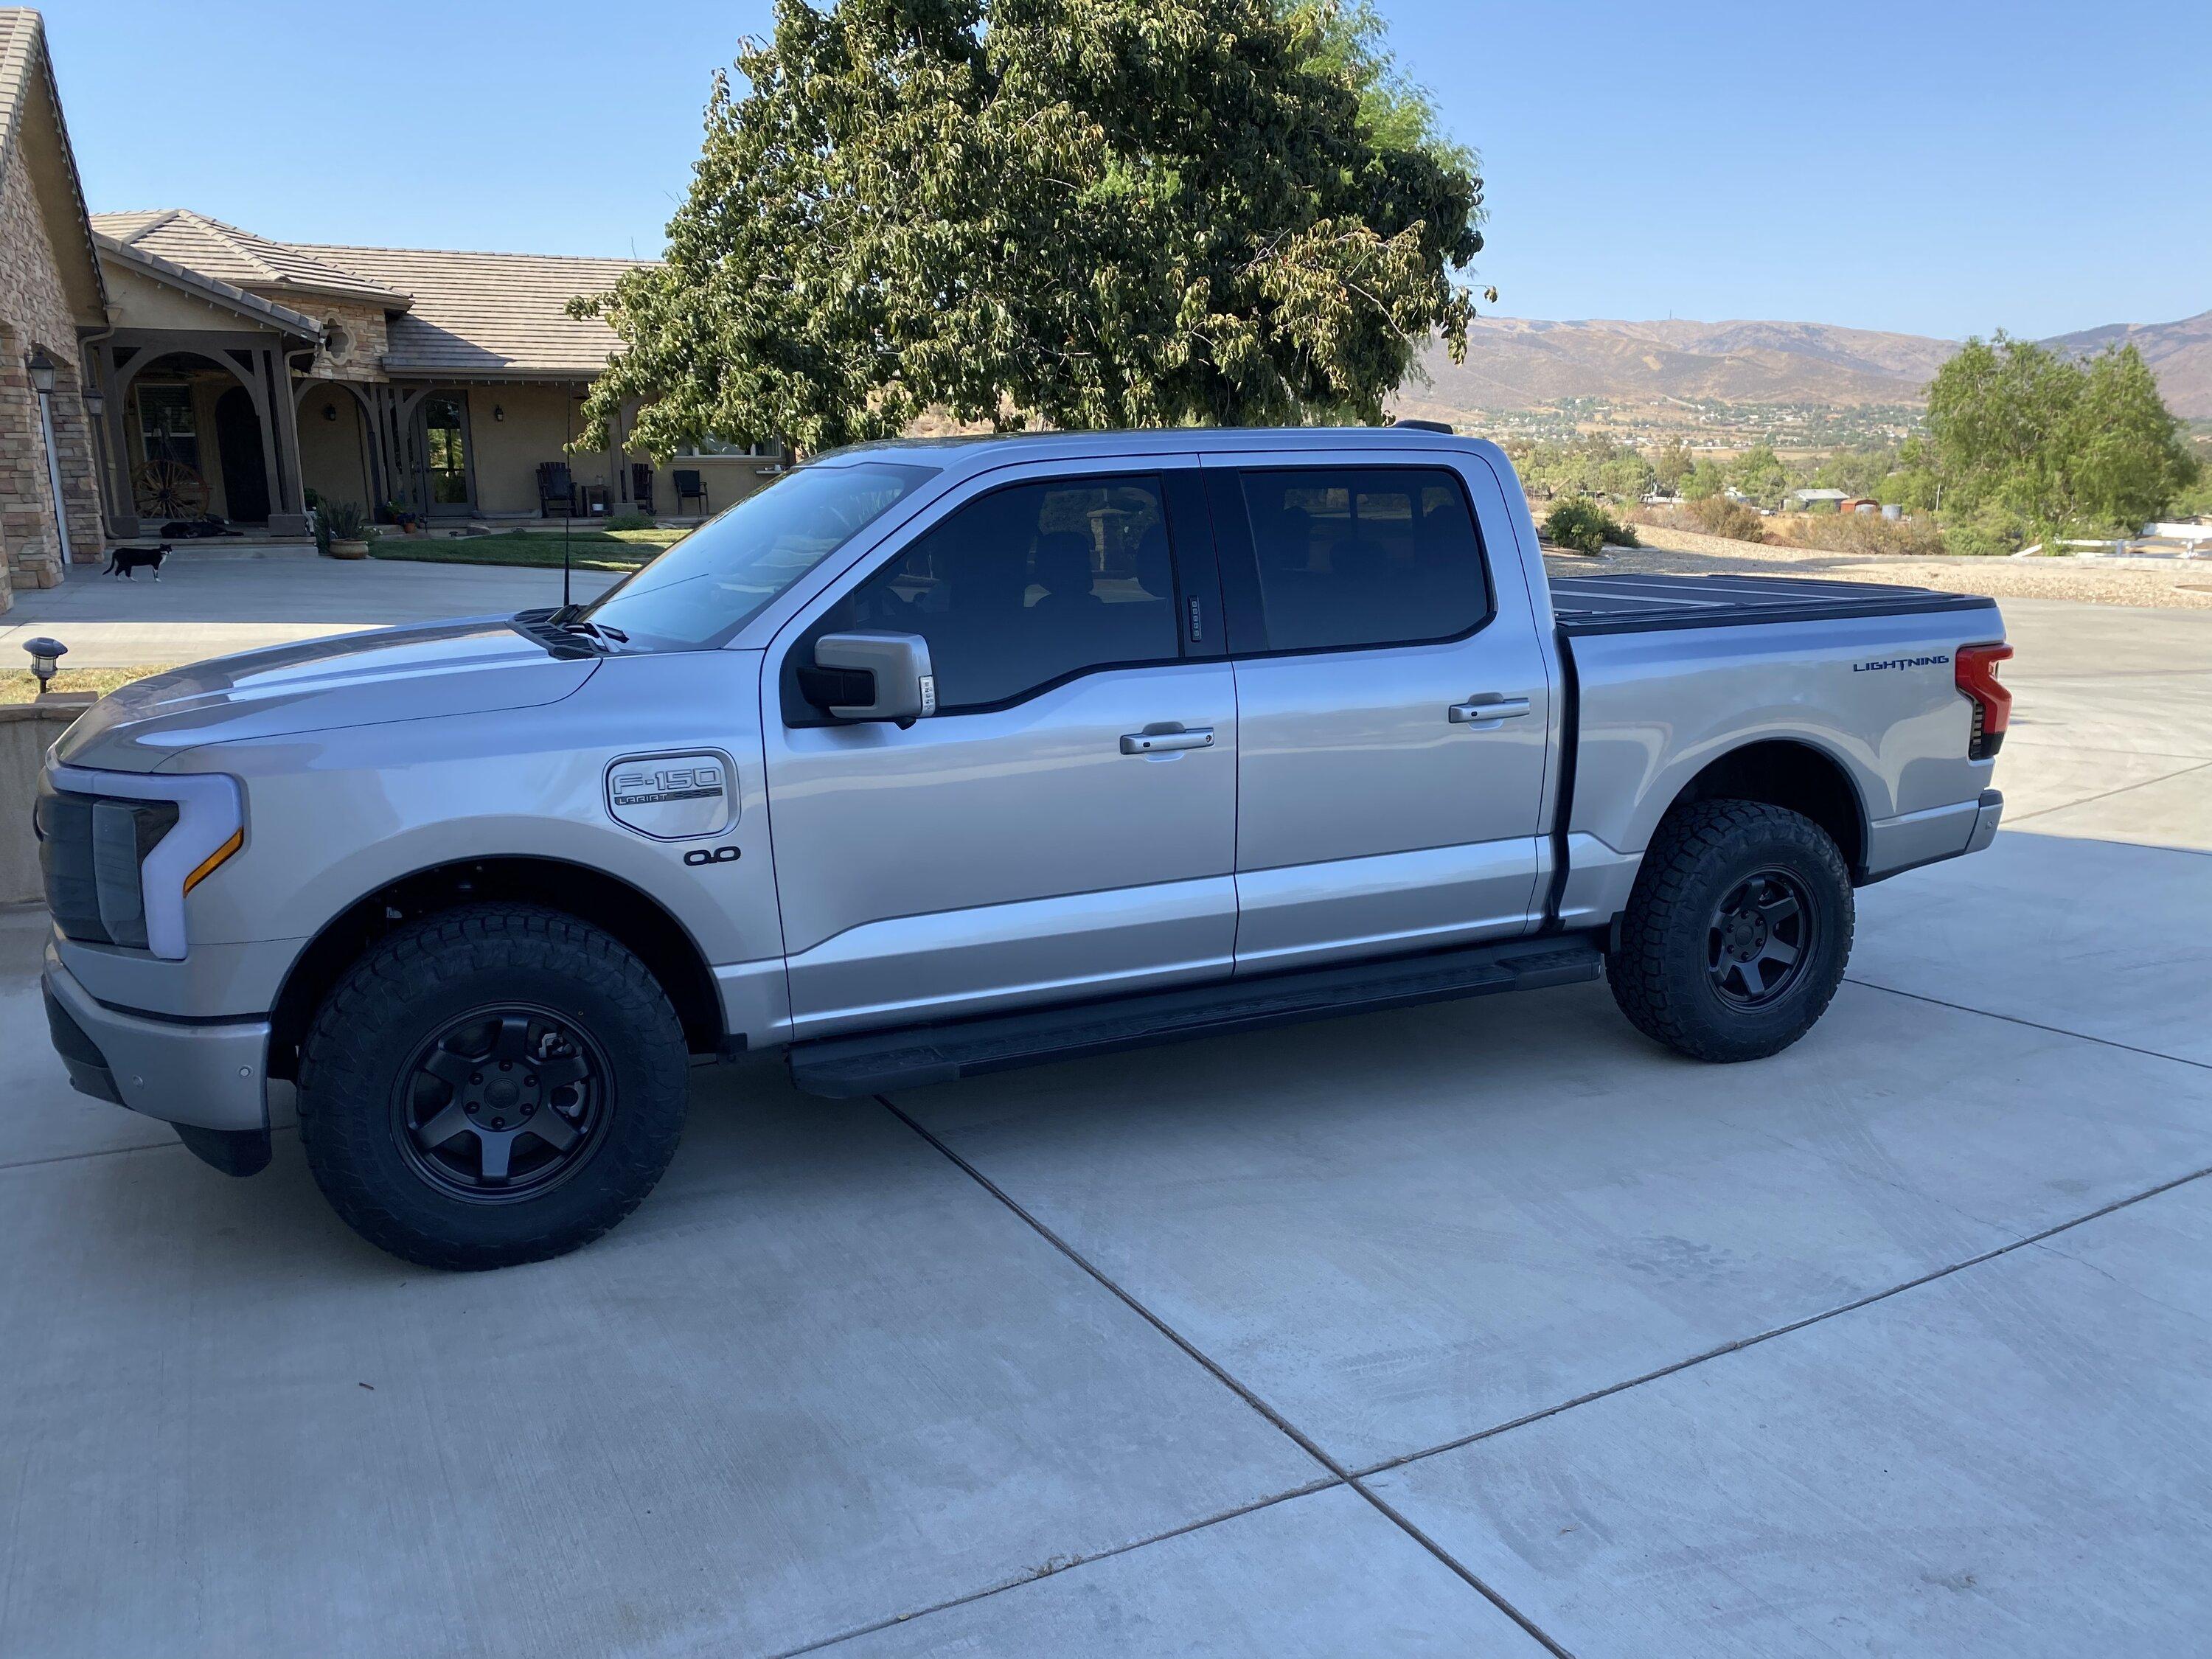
1402 308 2212 420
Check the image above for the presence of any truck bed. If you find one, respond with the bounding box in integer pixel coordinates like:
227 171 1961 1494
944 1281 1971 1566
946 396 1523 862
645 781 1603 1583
1549 571 1997 636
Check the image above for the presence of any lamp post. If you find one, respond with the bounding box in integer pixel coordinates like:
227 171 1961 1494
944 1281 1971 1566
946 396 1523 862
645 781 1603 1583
24 349 71 567
23 637 67 698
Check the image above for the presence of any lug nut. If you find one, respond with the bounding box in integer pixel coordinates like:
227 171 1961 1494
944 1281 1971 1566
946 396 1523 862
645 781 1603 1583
470 1072 482 1084
492 1117 505 1129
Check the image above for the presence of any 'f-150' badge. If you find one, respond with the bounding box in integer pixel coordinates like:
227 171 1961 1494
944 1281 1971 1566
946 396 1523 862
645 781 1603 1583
605 750 737 840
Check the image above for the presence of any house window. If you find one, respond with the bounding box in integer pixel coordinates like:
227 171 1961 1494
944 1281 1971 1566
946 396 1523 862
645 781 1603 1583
136 383 200 471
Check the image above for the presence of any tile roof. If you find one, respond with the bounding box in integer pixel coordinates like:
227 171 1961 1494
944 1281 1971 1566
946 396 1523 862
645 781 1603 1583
287 243 643 377
92 229 324 337
89 209 412 306
1 8 105 317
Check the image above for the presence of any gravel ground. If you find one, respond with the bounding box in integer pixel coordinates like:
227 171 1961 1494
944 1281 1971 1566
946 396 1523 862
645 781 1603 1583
1549 526 2212 610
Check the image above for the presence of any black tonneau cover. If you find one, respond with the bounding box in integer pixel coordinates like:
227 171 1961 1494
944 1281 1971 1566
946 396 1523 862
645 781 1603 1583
1549 571 1997 636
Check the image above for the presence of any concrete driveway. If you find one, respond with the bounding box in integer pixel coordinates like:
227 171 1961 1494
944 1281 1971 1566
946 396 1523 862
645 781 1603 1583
1 598 2207 1657
0 545 623 667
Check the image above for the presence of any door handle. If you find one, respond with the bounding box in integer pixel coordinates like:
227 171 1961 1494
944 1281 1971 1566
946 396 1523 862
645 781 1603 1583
1448 697 1531 726
1120 726 1216 754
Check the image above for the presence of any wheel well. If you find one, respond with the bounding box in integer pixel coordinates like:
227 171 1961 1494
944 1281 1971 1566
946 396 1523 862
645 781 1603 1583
1668 740 1867 877
267 858 724 1079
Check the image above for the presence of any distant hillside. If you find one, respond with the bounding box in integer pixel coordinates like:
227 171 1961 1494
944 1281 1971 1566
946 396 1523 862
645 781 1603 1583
1398 308 2212 422
2044 309 2212 419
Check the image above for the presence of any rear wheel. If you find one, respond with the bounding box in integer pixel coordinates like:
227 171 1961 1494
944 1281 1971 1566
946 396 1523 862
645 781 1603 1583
1607 799 1854 1062
298 905 689 1269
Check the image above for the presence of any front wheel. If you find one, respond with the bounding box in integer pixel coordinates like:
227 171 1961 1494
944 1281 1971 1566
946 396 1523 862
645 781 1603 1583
1607 799 1854 1062
297 905 689 1269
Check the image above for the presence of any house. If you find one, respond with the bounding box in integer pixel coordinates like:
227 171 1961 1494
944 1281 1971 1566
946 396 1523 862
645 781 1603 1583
86 212 780 537
0 8 106 613
0 7 779 615
1792 488 1850 510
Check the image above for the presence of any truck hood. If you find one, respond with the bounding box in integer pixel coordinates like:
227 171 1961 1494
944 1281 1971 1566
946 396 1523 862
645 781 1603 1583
55 617 602 773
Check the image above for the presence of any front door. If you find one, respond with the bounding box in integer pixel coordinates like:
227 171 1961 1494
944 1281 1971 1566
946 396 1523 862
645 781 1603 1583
1208 453 1553 974
213 386 269 523
418 393 474 516
762 465 1237 1037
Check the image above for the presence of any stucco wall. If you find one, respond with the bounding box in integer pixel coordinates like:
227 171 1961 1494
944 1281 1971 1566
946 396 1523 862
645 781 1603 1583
461 384 609 516
295 379 372 511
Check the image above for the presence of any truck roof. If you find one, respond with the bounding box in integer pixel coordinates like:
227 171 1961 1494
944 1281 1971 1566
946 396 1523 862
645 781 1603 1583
813 425 1499 467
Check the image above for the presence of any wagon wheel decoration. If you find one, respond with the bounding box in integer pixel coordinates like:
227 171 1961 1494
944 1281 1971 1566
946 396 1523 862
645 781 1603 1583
131 459 208 521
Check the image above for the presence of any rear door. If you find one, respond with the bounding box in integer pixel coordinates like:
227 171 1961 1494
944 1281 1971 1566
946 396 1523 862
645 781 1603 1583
762 462 1238 1037
1207 452 1551 974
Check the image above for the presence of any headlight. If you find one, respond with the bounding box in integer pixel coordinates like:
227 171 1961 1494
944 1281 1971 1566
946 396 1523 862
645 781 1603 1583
35 768 243 959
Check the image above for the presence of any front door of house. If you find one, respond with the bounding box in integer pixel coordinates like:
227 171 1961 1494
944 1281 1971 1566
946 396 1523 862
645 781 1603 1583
213 386 270 523
418 393 474 515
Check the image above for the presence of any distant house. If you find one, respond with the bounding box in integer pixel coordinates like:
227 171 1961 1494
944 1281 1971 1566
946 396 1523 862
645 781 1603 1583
1793 488 1850 509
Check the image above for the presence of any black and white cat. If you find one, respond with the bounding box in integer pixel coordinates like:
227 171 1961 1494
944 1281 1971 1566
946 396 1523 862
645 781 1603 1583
102 543 171 580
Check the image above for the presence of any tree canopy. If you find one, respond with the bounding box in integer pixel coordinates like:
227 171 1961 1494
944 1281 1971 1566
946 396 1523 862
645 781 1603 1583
573 0 1485 454
1924 334 2198 543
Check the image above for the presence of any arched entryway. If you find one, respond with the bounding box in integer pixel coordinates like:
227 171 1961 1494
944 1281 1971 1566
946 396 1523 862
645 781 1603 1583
114 349 274 526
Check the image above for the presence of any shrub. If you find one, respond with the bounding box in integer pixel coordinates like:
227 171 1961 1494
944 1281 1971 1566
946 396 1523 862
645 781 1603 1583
1543 498 1639 556
321 500 370 540
1686 495 1770 543
605 511 658 532
1775 510 1947 557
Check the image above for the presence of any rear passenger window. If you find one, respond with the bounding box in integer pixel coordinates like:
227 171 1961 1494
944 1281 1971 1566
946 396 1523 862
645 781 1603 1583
830 476 1179 712
1239 467 1489 653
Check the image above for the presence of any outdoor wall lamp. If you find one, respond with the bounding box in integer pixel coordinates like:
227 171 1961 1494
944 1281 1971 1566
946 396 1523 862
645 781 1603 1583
24 637 66 695
83 389 104 418
493 405 505 421
324 403 338 421
26 349 57 395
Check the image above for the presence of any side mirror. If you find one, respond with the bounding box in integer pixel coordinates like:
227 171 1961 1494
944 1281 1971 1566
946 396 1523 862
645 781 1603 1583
799 631 937 723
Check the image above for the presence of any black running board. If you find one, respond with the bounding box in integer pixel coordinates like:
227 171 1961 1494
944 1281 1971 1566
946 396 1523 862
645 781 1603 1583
788 936 1605 1099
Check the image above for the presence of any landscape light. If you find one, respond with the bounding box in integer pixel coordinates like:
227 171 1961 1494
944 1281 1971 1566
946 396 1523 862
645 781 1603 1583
24 636 66 693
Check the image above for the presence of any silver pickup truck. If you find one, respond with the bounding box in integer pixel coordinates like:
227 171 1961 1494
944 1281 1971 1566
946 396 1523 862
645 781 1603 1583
37 428 2009 1267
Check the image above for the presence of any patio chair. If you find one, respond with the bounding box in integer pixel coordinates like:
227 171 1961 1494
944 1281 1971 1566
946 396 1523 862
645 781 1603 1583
673 470 709 516
536 462 574 518
630 463 655 517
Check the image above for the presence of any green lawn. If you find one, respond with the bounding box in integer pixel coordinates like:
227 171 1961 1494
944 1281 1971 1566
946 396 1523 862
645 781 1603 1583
369 527 688 571
1 664 175 706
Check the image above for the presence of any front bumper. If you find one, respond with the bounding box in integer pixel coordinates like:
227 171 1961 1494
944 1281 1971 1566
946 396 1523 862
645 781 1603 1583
41 945 271 1133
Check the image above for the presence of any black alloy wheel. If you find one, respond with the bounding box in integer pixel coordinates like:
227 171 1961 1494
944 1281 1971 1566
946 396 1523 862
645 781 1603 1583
393 1005 611 1200
1705 869 1815 1009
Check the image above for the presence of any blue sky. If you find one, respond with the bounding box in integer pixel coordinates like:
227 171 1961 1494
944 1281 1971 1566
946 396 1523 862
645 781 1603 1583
42 0 2211 341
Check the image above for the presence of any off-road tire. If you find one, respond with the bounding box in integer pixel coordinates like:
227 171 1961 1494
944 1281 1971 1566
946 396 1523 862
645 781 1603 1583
298 905 689 1269
1607 799 1854 1062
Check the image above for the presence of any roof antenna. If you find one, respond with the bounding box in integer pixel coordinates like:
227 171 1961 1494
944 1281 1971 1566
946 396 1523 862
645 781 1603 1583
561 394 574 613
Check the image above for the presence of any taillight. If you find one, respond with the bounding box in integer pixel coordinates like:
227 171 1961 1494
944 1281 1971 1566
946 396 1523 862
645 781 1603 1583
1956 641 2012 760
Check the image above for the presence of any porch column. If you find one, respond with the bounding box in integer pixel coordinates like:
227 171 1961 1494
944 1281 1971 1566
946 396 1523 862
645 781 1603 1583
260 349 309 535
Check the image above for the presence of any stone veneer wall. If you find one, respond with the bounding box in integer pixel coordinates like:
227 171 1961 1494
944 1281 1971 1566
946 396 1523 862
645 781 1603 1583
0 134 105 615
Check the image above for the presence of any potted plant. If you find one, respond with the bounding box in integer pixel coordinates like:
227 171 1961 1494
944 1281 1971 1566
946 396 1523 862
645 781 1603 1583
324 501 375 559
383 499 423 535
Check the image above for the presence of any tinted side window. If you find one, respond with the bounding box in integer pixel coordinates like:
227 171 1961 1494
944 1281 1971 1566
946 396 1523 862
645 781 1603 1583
830 476 1180 712
1239 467 1490 653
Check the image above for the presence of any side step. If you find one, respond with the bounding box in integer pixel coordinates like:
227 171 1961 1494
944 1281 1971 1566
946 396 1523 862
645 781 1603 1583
789 936 1606 1099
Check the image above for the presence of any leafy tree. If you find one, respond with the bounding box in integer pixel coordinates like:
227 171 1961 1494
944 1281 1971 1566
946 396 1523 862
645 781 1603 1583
1810 447 1896 498
574 0 1486 454
1683 459 1726 501
1925 334 2197 544
1652 437 1692 495
1728 443 1788 509
1877 436 1941 513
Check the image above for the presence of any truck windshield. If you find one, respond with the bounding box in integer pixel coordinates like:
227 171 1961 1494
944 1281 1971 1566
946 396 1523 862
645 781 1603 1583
576 460 937 650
